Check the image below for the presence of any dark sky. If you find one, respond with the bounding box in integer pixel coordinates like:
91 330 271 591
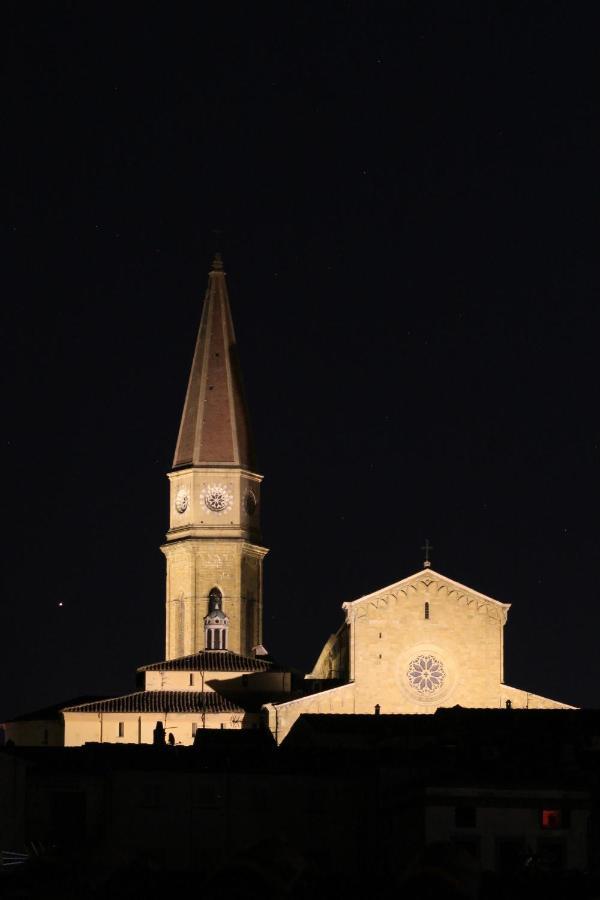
3 3 599 720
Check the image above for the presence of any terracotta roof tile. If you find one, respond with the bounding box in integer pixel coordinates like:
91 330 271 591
62 691 244 714
137 650 278 673
173 255 255 469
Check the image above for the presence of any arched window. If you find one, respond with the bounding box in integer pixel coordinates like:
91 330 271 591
204 593 229 651
208 587 223 610
424 601 430 620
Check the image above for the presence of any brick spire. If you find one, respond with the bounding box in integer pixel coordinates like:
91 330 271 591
173 254 255 469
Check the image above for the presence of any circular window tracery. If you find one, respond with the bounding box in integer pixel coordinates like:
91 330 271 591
407 654 446 693
201 483 233 514
175 488 189 513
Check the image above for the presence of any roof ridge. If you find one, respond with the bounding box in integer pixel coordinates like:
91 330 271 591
62 689 245 715
137 649 277 673
342 568 510 609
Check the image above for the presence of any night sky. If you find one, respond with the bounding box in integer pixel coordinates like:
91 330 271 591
3 3 599 721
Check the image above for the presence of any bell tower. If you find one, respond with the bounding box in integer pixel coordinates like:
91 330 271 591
161 254 268 658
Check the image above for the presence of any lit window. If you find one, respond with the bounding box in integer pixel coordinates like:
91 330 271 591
541 809 563 829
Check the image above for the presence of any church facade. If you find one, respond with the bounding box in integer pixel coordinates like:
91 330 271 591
265 566 573 743
4 255 573 748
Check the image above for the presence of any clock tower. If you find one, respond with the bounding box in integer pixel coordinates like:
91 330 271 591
161 254 267 659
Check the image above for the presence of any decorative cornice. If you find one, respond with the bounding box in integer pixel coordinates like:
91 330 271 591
344 570 509 623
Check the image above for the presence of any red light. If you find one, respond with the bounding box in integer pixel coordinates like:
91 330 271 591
541 809 561 829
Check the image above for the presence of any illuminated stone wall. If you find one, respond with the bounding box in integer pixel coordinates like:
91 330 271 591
162 466 266 659
63 710 257 747
268 569 573 743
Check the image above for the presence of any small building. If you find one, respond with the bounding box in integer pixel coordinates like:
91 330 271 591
1 698 101 748
62 649 294 746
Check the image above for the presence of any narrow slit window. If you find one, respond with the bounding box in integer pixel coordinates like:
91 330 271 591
118 722 125 738
425 601 430 620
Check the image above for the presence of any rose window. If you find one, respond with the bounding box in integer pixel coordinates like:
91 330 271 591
407 654 445 693
206 488 227 511
201 483 233 514
175 488 189 513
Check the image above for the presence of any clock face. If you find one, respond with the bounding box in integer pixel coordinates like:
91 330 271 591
244 489 257 516
201 483 234 514
175 488 189 514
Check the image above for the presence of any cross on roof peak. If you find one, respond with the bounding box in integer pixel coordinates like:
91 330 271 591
421 538 433 568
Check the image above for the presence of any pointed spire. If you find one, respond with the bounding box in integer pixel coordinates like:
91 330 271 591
173 256 256 470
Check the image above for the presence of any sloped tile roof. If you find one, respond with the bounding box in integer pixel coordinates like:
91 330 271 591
62 691 244 714
137 650 278 673
173 255 255 469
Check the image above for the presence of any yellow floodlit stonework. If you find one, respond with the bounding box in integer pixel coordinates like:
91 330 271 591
265 568 574 743
163 466 267 659
4 255 575 749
